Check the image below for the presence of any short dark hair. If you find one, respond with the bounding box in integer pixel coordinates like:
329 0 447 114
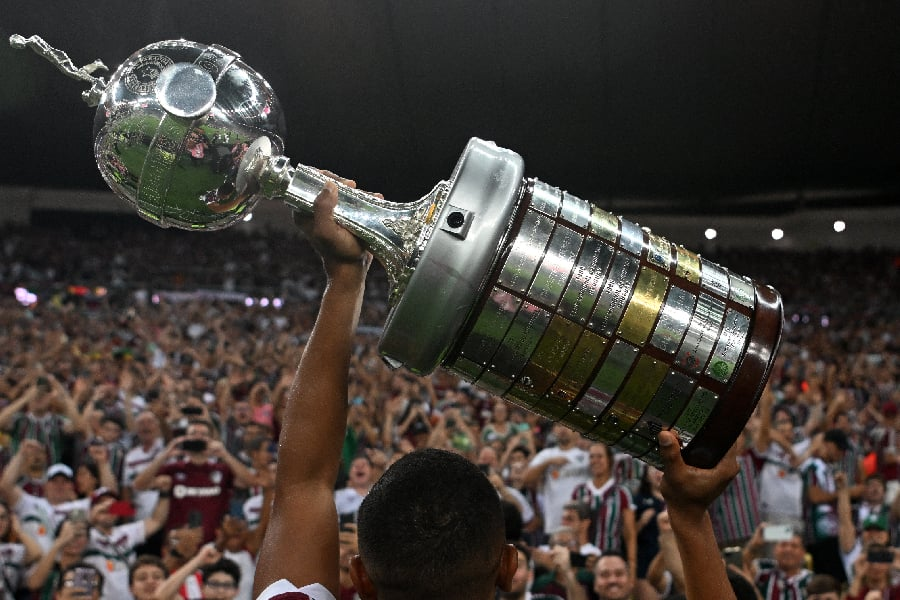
563 501 592 521
129 555 166 585
200 557 241 586
357 449 506 599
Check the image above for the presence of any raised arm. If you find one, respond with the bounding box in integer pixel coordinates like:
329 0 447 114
658 429 740 600
254 178 372 598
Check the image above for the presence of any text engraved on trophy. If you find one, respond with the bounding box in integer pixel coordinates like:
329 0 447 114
498 210 553 293
123 53 174 95
550 330 608 405
618 266 669 346
560 191 592 229
616 432 656 461
618 219 645 256
675 293 726 374
647 233 674 271
673 387 719 444
729 273 756 309
579 339 639 418
700 258 731 299
632 371 695 443
590 206 620 243
527 225 582 309
517 315 582 397
675 246 701 284
607 355 669 431
458 287 521 365
705 309 751 383
589 252 640 337
558 238 614 325
650 286 696 354
490 302 551 379
529 180 562 218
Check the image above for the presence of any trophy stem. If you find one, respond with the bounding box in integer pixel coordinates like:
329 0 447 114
249 141 449 290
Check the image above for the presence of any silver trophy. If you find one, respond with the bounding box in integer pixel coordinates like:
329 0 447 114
12 35 783 468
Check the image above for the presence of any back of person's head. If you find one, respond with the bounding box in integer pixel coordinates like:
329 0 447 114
200 557 241 586
356 448 507 599
806 573 840 595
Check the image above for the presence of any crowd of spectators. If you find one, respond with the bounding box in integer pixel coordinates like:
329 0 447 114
0 218 897 600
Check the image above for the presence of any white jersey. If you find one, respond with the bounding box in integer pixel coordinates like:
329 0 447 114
528 445 590 533
122 438 164 519
256 579 335 600
0 542 26 600
84 520 146 600
14 492 90 553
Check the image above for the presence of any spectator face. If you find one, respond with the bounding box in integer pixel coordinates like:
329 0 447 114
864 478 885 504
135 412 161 445
130 564 166 600
477 446 498 470
202 571 238 600
593 555 633 600
45 474 75 504
75 465 99 496
55 568 102 600
348 457 373 486
492 402 508 423
773 410 794 437
773 535 806 572
588 443 612 480
99 419 123 443
232 401 252 425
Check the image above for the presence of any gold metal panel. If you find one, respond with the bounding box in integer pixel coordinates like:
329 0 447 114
675 245 701 284
589 206 620 243
518 315 583 395
607 355 669 430
549 331 608 405
618 266 669 346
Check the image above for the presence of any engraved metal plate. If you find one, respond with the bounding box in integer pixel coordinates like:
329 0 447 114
490 302 551 378
560 191 592 229
529 180 562 218
518 315 582 396
616 432 656 460
729 273 756 309
558 237 614 325
650 286 696 354
527 224 582 309
498 210 554 293
619 218 645 256
700 258 731 299
548 330 608 405
590 252 640 336
673 386 719 444
580 339 639 418
607 355 669 430
647 233 673 271
676 293 726 374
632 371 695 442
459 287 522 365
675 245 701 284
590 206 620 243
618 266 669 346
705 309 751 383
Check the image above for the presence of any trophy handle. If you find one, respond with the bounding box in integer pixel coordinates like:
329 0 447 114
241 137 448 288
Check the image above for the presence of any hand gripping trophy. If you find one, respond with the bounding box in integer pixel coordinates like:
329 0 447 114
11 34 782 468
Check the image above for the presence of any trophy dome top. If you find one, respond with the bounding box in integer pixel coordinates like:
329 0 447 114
93 39 286 230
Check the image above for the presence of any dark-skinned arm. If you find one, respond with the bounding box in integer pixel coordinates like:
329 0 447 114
254 178 372 598
658 430 740 600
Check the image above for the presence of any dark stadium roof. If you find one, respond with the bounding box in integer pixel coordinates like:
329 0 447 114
2 1 899 216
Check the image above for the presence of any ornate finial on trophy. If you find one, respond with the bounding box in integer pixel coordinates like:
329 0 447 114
9 34 108 106
12 35 784 469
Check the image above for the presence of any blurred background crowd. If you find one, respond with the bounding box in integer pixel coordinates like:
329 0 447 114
0 219 897 600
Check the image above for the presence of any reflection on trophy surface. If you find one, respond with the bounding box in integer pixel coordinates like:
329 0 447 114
11 34 783 468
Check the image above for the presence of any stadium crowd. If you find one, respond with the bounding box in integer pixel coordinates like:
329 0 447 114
0 218 897 600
